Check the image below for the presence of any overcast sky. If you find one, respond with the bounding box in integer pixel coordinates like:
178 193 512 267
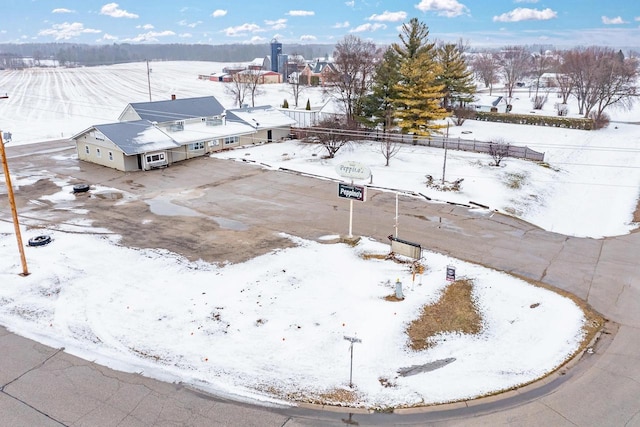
2 0 639 48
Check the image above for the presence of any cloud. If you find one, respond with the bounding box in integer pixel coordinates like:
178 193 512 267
333 21 350 29
212 9 227 18
222 23 263 37
350 23 387 33
137 24 154 30
514 0 538 3
415 0 469 18
178 20 202 28
287 10 315 17
368 11 407 22
99 33 118 41
52 8 74 14
123 30 176 43
300 34 317 41
602 16 627 25
100 3 138 19
38 22 101 40
179 33 192 38
345 1 355 7
493 7 557 22
265 19 287 30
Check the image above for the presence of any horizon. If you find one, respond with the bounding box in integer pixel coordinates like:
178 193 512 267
1 1 639 50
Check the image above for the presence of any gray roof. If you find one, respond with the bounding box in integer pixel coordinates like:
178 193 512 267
93 120 181 156
127 96 225 123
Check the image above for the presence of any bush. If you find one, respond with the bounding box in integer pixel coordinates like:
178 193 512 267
475 111 595 130
589 111 610 130
282 99 289 108
452 106 476 126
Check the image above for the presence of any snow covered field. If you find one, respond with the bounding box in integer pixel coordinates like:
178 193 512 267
0 61 632 408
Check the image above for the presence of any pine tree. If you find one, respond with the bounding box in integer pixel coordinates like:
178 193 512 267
358 47 401 132
436 42 476 110
394 53 447 136
305 99 311 110
391 18 448 136
282 99 289 108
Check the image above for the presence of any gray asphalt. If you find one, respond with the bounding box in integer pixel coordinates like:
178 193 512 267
1 140 639 426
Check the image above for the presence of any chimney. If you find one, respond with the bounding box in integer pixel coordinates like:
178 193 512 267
171 94 176 100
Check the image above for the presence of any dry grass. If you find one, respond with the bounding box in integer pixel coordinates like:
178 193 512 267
633 197 640 223
406 279 483 350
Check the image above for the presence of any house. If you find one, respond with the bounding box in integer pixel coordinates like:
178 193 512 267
73 96 296 172
235 69 282 84
469 95 508 113
300 60 337 86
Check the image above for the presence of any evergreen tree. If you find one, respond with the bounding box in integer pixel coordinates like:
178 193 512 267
282 99 289 108
394 53 447 136
305 99 311 110
358 47 401 132
436 42 476 110
391 18 448 136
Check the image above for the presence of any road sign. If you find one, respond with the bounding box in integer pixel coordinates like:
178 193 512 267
335 161 371 180
338 182 366 202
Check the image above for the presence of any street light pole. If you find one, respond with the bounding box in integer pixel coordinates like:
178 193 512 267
0 131 29 276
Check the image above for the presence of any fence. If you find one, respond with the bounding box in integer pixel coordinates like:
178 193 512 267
292 127 545 162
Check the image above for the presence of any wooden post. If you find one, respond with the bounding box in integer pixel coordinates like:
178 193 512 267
0 132 29 276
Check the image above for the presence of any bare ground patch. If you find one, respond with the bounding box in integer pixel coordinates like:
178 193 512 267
406 279 483 350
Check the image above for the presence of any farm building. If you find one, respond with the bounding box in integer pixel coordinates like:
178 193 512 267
73 96 296 172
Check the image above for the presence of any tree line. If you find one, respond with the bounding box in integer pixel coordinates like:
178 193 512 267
0 42 334 67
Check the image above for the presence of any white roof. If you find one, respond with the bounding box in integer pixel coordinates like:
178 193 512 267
163 120 255 144
227 105 297 130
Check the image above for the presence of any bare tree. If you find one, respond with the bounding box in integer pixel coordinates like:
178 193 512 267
471 52 499 95
225 73 250 108
380 137 401 167
301 117 353 158
496 46 531 100
243 70 264 107
555 71 573 105
489 139 510 166
327 34 380 124
287 53 307 107
530 50 552 110
563 46 638 122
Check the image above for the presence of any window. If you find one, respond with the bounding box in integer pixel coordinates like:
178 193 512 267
188 141 205 150
96 148 101 158
146 153 166 163
224 136 239 145
108 151 113 161
85 145 89 154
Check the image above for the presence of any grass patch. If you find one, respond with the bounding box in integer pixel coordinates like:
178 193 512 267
407 279 482 350
504 172 527 190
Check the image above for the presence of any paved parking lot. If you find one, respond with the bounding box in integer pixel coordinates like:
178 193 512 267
2 140 640 426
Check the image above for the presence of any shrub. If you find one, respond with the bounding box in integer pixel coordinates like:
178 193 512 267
589 111 610 130
475 111 594 130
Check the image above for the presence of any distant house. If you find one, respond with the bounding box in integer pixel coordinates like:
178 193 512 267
469 95 508 113
236 69 283 84
300 60 337 86
73 95 296 172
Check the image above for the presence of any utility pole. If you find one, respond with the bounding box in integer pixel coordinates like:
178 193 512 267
146 59 152 102
0 130 29 276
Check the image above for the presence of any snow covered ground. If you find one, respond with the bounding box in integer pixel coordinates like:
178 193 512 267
0 61 632 408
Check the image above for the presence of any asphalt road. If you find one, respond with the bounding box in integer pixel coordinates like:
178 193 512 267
1 140 639 426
